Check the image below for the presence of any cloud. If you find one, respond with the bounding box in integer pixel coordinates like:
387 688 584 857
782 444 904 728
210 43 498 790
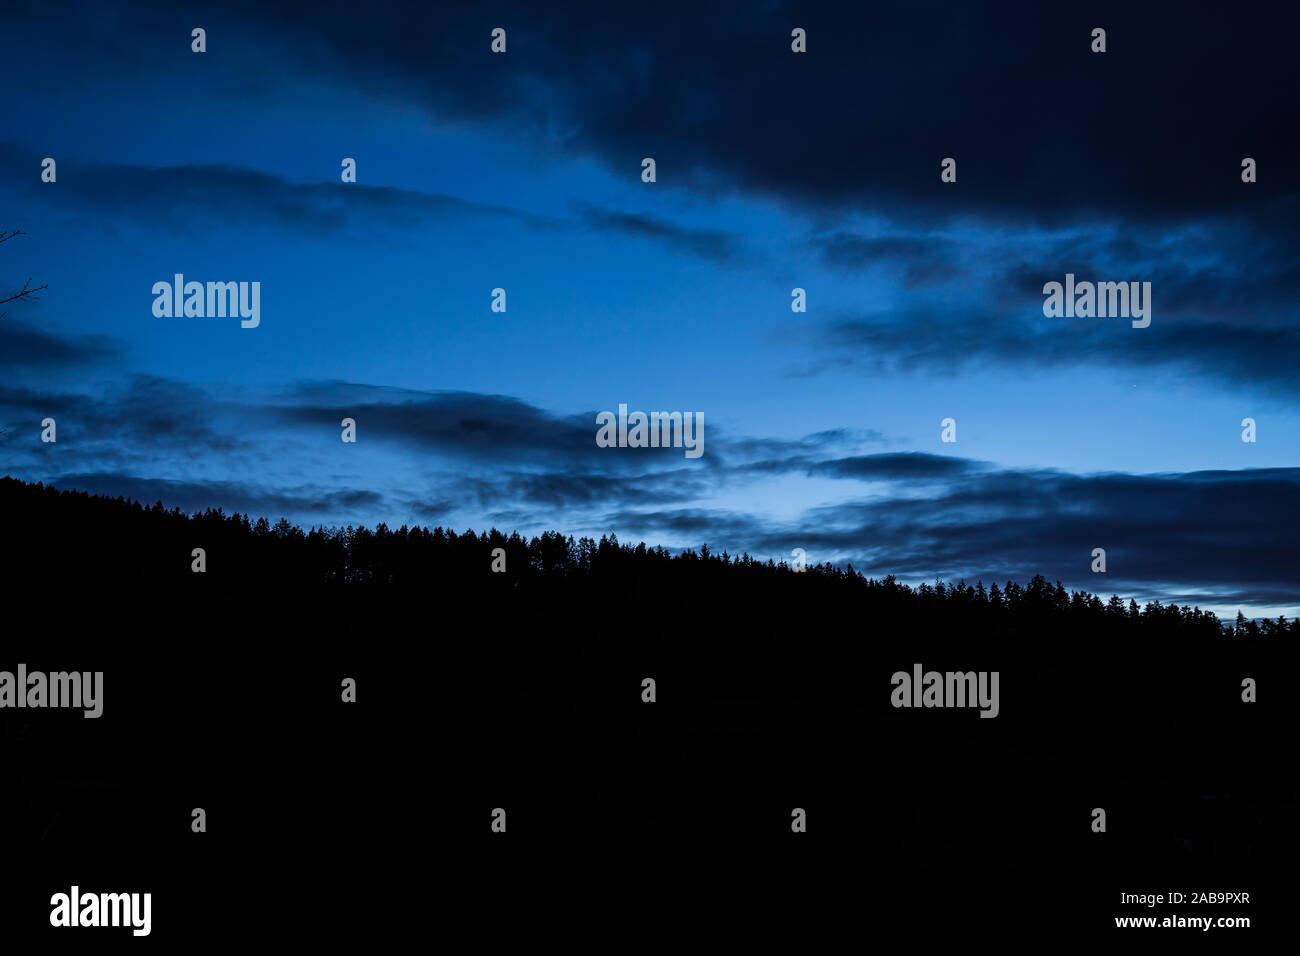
989 208 1300 325
798 202 1300 398
6 3 1299 245
38 0 1286 231
808 452 986 481
270 383 603 465
0 320 119 369
489 469 714 508
0 375 249 452
599 466 1300 609
818 308 1300 398
270 381 788 475
813 232 966 287
0 142 759 269
0 143 552 236
573 202 745 264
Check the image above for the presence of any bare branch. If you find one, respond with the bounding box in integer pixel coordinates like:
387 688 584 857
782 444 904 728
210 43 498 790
1 229 46 318
0 277 47 306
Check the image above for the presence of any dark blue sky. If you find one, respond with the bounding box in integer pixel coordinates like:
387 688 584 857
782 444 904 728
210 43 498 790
2 1 1297 617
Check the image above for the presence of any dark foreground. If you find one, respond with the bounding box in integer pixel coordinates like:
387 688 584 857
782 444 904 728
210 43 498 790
0 477 1292 943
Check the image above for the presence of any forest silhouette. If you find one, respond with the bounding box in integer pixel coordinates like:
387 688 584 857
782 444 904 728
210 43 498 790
2 476 1292 638
1 474 1292 933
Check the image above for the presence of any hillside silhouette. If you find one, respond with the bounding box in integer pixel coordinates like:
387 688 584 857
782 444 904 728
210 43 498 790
2 476 1291 637
1 475 1293 935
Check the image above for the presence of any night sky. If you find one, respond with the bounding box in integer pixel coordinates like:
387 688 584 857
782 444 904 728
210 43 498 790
1 1 1297 618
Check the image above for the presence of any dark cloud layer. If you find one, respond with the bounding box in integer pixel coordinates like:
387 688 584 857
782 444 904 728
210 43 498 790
808 452 983 481
12 2 1298 230
0 142 549 236
572 202 744 264
68 1 1298 228
819 308 1300 397
271 383 602 465
0 375 247 453
604 466 1300 608
0 140 753 266
0 319 119 369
